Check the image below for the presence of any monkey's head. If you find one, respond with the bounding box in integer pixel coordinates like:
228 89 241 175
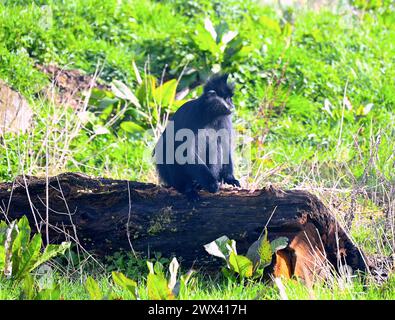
203 73 235 117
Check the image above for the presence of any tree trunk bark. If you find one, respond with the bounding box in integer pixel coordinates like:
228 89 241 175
0 172 367 281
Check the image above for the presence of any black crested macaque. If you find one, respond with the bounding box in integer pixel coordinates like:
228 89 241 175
154 73 240 201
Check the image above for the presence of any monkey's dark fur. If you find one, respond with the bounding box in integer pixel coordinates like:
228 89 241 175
154 74 240 201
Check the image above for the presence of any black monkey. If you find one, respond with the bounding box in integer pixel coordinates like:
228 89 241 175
154 73 240 201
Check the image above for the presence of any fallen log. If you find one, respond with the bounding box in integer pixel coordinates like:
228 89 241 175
0 172 368 281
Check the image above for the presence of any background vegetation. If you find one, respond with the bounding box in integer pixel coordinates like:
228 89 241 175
0 0 394 299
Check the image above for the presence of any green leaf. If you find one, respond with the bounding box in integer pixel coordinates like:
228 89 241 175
271 237 289 253
153 79 178 108
120 121 145 133
246 229 274 270
203 235 231 261
177 269 194 297
85 276 103 300
35 286 61 300
153 261 164 276
13 233 42 280
0 221 8 272
29 242 70 273
193 24 220 56
111 80 141 109
228 252 253 278
0 245 4 272
259 16 281 34
147 272 174 300
12 216 32 260
21 274 35 300
112 272 138 299
0 220 8 242
258 230 273 268
136 75 156 104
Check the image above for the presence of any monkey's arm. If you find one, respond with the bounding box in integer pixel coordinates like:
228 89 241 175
184 163 219 193
219 130 240 187
221 157 240 187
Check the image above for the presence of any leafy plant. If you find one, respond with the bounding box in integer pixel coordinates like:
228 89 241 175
112 271 138 299
85 276 105 300
20 273 61 300
146 257 194 300
0 216 71 281
105 250 170 279
204 231 288 281
89 64 187 139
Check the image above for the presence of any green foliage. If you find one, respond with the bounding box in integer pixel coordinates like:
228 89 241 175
0 216 70 281
112 271 138 299
146 261 175 300
105 250 170 279
0 0 394 300
85 276 105 300
204 232 289 281
20 274 61 300
0 0 394 189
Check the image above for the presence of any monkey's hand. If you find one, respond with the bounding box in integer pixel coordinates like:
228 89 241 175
224 177 241 187
207 181 219 193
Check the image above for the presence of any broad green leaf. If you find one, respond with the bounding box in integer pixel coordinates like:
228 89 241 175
13 233 42 280
136 75 156 104
203 235 231 261
12 216 31 259
258 230 273 268
271 237 289 253
153 261 165 276
193 24 219 56
30 242 70 272
0 220 8 242
221 266 237 282
12 216 32 275
0 221 11 272
282 22 293 37
0 245 4 272
112 272 138 299
259 16 281 34
246 240 260 266
147 273 174 300
111 80 141 109
21 274 35 300
173 99 189 110
246 230 275 269
153 79 178 108
120 121 145 133
85 276 103 300
228 252 253 278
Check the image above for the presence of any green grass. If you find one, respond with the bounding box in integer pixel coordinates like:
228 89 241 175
1 272 394 300
0 0 394 300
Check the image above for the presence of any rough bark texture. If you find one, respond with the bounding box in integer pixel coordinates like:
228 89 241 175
0 172 368 280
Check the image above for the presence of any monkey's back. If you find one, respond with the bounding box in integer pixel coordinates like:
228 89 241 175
154 98 203 191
